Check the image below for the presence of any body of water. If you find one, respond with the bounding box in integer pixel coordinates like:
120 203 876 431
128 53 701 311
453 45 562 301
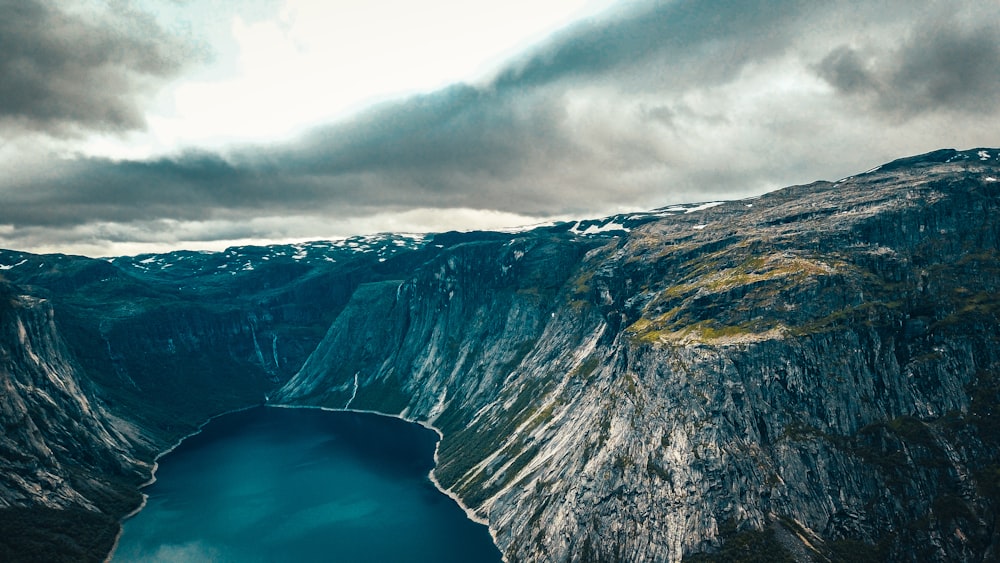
113 406 501 562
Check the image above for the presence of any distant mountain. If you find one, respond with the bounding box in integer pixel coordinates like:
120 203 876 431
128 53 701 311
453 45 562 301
1 148 999 561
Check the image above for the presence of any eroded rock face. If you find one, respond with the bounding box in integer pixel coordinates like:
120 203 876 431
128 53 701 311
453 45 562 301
0 283 151 513
277 149 1000 562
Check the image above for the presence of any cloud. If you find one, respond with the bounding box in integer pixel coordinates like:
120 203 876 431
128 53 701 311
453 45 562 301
2 0 1000 257
815 46 878 96
492 0 813 91
816 13 1000 119
0 0 191 137
0 209 558 258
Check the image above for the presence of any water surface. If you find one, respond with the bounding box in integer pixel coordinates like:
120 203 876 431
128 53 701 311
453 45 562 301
114 406 501 562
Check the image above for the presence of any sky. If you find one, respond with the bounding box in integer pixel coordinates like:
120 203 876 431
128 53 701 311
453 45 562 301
1 0 998 257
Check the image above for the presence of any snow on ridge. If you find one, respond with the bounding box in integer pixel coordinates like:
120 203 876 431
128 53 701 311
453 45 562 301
0 259 28 270
657 201 725 214
979 150 991 161
683 201 724 214
493 221 561 234
574 222 628 235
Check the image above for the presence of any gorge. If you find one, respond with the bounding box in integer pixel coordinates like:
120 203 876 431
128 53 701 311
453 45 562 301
1 148 999 561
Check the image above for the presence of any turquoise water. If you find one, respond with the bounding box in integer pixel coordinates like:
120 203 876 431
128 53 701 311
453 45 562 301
113 406 501 562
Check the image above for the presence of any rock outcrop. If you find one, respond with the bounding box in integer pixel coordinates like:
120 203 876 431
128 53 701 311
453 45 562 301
0 282 152 560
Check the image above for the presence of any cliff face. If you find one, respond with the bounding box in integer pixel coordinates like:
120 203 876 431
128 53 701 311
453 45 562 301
0 282 155 560
277 149 1000 561
0 284 150 510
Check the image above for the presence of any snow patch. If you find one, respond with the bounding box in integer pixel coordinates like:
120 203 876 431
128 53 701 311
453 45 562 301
0 259 27 270
685 201 724 213
575 222 628 235
986 177 998 183
494 220 560 233
978 150 991 161
693 224 707 230
658 201 723 214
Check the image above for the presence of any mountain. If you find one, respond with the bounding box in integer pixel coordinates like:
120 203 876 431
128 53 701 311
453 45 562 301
1 148 999 561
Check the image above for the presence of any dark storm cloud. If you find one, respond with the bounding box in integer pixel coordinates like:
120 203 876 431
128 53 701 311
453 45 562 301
0 0 190 136
275 85 590 208
493 0 813 90
0 85 580 229
816 47 877 95
816 16 1000 118
3 152 272 227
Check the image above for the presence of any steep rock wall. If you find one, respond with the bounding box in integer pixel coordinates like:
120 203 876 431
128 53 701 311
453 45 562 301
277 154 1000 561
0 283 156 561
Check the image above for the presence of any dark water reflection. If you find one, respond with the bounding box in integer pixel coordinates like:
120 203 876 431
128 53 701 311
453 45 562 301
114 406 501 562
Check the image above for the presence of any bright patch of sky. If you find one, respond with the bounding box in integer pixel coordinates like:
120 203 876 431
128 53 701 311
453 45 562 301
89 0 617 159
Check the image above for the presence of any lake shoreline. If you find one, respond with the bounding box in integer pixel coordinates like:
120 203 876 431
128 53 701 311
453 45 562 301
108 401 504 562
104 403 263 563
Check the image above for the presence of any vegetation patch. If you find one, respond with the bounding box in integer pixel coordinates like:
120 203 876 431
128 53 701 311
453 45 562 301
352 374 411 414
571 356 601 382
0 506 119 563
628 317 769 346
683 520 794 563
825 539 883 563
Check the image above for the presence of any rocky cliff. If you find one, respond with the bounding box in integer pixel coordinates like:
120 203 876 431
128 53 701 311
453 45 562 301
276 148 1000 561
0 282 152 560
